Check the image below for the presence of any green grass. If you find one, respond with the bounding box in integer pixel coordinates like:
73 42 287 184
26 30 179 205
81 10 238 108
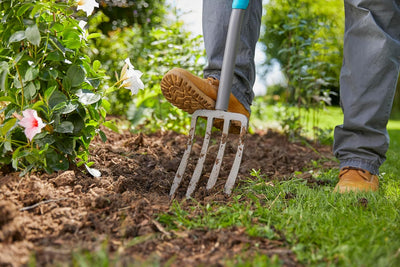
249 102 344 136
158 106 400 266
68 105 400 266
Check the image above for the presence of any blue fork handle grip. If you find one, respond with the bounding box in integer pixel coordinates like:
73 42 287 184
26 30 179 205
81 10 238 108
232 0 249 9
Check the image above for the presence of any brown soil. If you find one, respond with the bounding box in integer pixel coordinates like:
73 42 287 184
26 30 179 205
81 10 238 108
0 127 336 266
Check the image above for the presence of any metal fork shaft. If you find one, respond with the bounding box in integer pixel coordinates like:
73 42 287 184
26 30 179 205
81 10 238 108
215 8 246 111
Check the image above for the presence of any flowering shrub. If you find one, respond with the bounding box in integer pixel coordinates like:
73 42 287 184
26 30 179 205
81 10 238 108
0 0 143 175
86 10 205 133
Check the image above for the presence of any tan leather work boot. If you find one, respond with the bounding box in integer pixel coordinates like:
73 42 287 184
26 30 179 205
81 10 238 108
334 167 379 193
161 68 249 133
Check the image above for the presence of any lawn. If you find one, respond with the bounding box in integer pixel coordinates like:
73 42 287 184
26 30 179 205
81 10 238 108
160 106 400 266
2 106 399 266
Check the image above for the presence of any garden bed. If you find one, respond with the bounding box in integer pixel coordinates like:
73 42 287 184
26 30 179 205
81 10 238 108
0 128 335 266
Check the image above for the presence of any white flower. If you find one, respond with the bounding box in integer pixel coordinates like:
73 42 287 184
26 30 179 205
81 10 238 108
119 58 144 95
78 20 88 40
76 0 99 17
85 164 101 178
78 20 87 31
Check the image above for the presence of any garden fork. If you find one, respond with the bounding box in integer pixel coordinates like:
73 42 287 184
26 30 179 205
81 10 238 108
169 0 250 198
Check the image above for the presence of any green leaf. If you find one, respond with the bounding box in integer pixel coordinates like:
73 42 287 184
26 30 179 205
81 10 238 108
67 113 85 133
0 61 8 72
63 30 81 49
51 22 64 33
55 137 75 154
93 60 101 71
52 101 67 112
29 3 43 19
100 106 106 118
87 105 100 121
66 65 85 87
23 67 39 82
101 98 111 112
76 89 101 105
53 2 69 10
35 134 55 148
17 3 34 16
48 69 58 79
47 51 64 61
13 75 23 89
62 76 72 91
45 150 69 172
12 146 26 170
102 121 119 133
19 164 34 177
99 130 107 142
31 100 46 112
25 24 40 46
3 140 12 152
24 82 37 100
60 101 79 115
54 121 74 133
0 96 14 102
49 36 66 55
13 52 25 66
86 77 100 89
48 90 67 109
87 33 101 40
9 31 26 43
0 64 8 92
1 118 17 136
3 104 18 119
44 85 57 101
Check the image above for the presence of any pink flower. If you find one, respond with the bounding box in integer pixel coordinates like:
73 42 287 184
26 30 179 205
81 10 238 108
18 109 46 141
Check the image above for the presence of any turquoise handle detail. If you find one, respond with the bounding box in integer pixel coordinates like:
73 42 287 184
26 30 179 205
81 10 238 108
232 0 249 9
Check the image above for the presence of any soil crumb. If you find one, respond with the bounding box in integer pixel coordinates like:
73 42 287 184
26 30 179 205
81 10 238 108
0 128 335 266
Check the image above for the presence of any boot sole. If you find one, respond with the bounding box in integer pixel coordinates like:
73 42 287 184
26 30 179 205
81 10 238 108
161 71 215 114
161 70 243 134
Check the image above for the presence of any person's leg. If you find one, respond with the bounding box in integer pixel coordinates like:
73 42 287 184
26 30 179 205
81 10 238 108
161 0 262 130
202 0 262 113
333 0 400 190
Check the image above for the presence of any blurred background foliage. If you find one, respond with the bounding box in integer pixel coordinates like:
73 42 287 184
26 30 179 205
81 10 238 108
256 0 345 140
84 0 398 139
97 0 166 32
260 0 344 105
85 0 205 133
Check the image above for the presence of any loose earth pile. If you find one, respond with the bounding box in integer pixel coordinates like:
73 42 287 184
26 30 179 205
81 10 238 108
0 127 335 266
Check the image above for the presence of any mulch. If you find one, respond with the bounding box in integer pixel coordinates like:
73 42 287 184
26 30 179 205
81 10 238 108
0 127 337 266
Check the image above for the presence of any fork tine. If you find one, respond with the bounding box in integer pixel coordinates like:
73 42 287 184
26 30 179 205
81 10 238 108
206 118 230 190
185 116 214 198
224 123 247 195
169 115 198 197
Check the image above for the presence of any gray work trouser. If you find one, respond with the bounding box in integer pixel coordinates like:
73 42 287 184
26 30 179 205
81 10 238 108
203 0 400 175
333 0 400 174
202 0 262 113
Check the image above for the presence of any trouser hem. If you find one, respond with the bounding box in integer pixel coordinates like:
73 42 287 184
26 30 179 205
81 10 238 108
339 158 380 175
